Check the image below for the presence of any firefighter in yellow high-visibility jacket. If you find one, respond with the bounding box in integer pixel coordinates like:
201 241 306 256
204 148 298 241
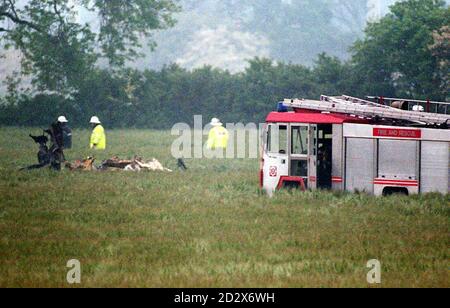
207 118 229 150
89 116 106 150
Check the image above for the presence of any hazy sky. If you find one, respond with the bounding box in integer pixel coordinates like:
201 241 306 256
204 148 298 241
138 0 400 72
0 0 422 85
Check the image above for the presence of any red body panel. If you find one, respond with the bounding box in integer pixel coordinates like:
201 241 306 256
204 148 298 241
277 176 307 191
266 111 369 124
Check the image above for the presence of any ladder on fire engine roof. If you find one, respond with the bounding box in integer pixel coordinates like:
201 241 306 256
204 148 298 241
282 95 450 126
366 96 450 115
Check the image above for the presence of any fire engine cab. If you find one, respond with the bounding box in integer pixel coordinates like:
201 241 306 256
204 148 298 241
261 95 450 196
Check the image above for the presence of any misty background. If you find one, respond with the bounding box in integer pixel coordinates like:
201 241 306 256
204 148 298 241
1 0 448 128
0 0 400 93
137 0 398 72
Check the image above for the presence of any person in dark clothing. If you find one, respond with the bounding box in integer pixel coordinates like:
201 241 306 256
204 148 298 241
318 145 332 189
57 116 72 149
49 122 64 149
45 121 65 170
22 116 70 171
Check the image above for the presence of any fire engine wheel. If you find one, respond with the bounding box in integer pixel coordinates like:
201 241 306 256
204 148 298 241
382 187 409 196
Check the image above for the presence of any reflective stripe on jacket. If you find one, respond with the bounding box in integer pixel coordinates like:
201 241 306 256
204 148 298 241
90 125 106 150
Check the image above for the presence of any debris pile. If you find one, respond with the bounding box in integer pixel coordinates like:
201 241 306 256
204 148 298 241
98 156 173 172
65 157 96 171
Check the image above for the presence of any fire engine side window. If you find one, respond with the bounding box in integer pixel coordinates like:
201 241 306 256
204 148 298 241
267 125 272 152
278 125 288 154
268 125 287 154
291 126 308 155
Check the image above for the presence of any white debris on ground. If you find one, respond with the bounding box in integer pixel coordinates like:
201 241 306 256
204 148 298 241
124 158 173 172
98 156 173 172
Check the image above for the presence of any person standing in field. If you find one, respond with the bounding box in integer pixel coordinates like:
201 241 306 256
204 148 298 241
89 116 106 150
207 118 229 150
57 116 72 149
45 118 66 169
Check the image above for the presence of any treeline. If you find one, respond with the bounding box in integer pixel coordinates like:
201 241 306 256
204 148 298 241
0 0 448 129
0 55 361 128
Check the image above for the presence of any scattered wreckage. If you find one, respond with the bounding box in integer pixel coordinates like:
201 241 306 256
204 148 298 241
98 156 173 172
22 130 184 173
20 129 178 172
65 157 96 171
23 132 176 172
66 156 173 172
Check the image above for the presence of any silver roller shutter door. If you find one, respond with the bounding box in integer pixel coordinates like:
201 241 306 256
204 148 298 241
421 141 449 194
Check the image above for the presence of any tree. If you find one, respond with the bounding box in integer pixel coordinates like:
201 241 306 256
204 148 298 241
429 25 450 99
312 53 354 96
351 0 450 100
0 0 179 94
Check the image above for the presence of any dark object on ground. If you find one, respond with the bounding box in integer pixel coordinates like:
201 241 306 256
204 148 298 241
177 158 188 171
30 134 50 165
100 156 136 169
21 127 65 171
29 134 48 146
21 134 51 170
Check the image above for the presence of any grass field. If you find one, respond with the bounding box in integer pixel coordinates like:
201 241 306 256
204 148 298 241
0 127 448 288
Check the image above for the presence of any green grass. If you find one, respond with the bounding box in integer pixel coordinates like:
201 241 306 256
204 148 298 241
0 127 448 288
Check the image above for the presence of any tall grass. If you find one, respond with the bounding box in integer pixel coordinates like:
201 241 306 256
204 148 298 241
0 128 448 287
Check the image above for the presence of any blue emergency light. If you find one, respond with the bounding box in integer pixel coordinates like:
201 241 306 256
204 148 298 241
277 102 288 112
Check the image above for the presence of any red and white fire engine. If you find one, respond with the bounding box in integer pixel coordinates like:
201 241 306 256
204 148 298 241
261 95 450 196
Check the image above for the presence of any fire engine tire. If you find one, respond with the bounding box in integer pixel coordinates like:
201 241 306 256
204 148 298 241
382 187 409 196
